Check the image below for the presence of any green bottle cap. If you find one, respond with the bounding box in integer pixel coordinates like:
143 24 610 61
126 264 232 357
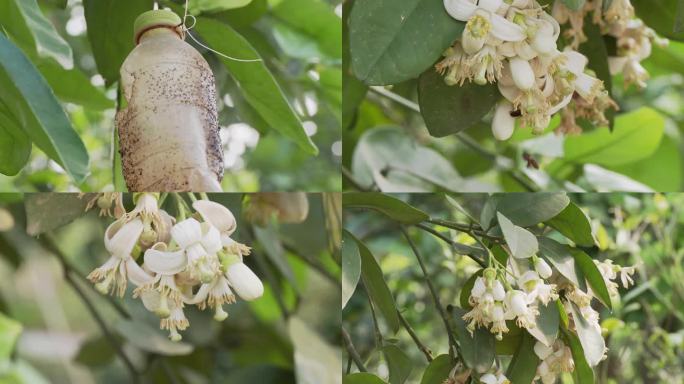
133 9 182 44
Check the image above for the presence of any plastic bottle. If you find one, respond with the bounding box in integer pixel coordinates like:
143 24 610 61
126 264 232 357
116 9 223 191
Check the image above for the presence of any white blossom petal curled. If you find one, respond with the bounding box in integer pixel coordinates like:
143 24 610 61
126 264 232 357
144 247 187 275
105 219 143 257
171 218 203 249
225 262 264 301
193 200 237 236
443 0 478 21
489 13 525 42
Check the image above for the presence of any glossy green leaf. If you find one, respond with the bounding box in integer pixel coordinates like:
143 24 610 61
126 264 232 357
289 316 342 384
212 0 268 28
0 312 22 360
83 0 153 85
75 337 116 367
342 230 362 308
562 328 595 384
0 0 73 68
344 373 388 384
527 300 560 347
571 249 612 309
196 17 318 155
506 333 540 384
115 320 194 356
566 303 605 367
546 202 595 247
272 0 341 59
343 0 368 129
350 232 401 333
188 0 253 13
0 34 89 183
343 193 429 224
487 193 570 228
564 107 665 167
0 103 31 176
420 354 453 384
450 306 495 373
608 135 683 191
539 238 587 291
497 212 538 259
480 195 501 230
349 0 464 85
351 127 465 191
35 59 114 110
418 69 499 137
633 0 684 41
383 344 413 384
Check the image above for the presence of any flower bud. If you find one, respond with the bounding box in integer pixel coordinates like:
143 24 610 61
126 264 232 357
225 262 264 301
535 258 553 279
509 57 535 90
492 101 516 141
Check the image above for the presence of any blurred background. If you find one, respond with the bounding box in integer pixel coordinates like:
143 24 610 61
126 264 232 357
0 192 342 384
343 193 684 383
0 0 342 192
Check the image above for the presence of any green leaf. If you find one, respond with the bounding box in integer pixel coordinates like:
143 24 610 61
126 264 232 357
561 0 586 10
0 312 22 360
578 16 614 130
450 306 495 373
633 0 684 41
383 344 413 384
288 316 342 384
349 0 464 85
272 0 341 59
562 328 595 384
0 0 73 68
75 337 116 367
487 193 570 228
420 354 453 384
506 332 540 384
212 0 268 28
497 212 538 259
480 195 501 230
539 238 587 291
25 193 91 236
571 249 612 309
418 69 499 137
350 232 401 333
563 107 665 167
527 300 560 347
115 320 194 356
342 230 362 309
83 0 154 86
342 193 429 224
343 0 368 129
0 103 31 176
566 303 605 367
546 202 596 247
351 126 465 192
608 134 683 191
0 34 90 183
188 0 253 13
344 373 388 384
195 17 318 155
35 59 114 110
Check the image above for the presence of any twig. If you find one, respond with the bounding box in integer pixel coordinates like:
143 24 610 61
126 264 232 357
414 223 487 267
41 235 140 383
397 310 433 362
399 226 457 358
342 327 367 372
427 218 500 241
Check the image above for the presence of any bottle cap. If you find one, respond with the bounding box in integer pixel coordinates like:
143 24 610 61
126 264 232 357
133 9 182 44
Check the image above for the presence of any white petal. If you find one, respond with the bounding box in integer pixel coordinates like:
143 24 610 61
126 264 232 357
489 13 525 42
480 373 497 384
144 248 187 274
225 262 264 301
492 101 516 141
534 341 554 360
140 290 161 312
563 50 588 75
126 259 153 286
201 223 223 255
531 32 556 54
608 56 628 75
478 0 502 12
182 283 211 304
472 277 486 297
171 218 203 249
492 280 506 301
193 200 237 236
509 57 535 90
574 72 599 100
548 93 573 115
443 0 477 21
105 219 143 257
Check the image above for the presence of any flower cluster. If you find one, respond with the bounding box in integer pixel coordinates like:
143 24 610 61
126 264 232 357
438 0 617 139
86 193 263 341
553 0 667 89
463 248 636 383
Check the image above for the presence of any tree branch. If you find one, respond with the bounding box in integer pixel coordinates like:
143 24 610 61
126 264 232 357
397 309 433 362
342 327 367 373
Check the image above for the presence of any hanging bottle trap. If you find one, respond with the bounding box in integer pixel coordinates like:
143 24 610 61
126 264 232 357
116 9 224 192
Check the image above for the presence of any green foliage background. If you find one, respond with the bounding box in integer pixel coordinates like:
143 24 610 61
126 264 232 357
0 0 342 192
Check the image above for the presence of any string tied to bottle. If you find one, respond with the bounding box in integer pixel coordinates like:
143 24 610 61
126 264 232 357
177 0 262 63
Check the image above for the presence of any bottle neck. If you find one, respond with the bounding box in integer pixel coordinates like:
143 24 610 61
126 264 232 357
138 26 182 44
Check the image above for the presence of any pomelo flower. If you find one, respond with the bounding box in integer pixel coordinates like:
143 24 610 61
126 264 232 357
504 289 538 329
518 270 558 305
480 372 509 384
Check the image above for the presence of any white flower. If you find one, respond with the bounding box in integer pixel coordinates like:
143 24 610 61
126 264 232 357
620 265 636 288
464 274 506 332
489 302 508 340
504 289 537 329
534 258 553 279
444 0 526 48
518 271 558 305
160 302 189 342
171 218 222 282
222 253 264 301
480 372 509 384
87 218 152 297
137 243 187 317
509 57 535 90
492 101 516 140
